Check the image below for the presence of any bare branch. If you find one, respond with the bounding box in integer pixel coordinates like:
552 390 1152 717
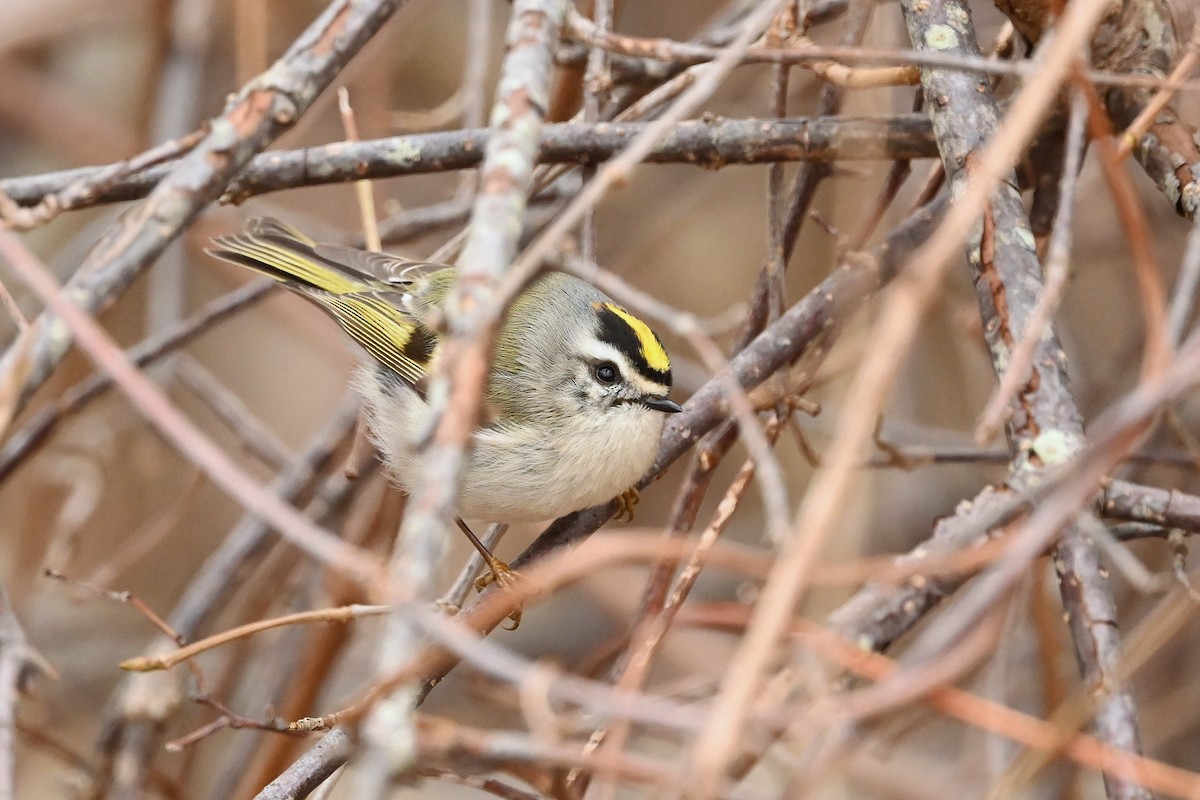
0 0 409 421
0 116 938 213
359 0 570 792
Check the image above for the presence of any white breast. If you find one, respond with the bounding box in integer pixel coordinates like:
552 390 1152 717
354 366 665 523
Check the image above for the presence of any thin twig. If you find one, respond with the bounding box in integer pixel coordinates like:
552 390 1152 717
1166 214 1200 346
0 228 380 581
337 87 382 252
0 278 274 485
591 414 786 799
1116 22 1200 160
121 604 389 673
438 524 509 614
579 0 613 260
565 13 1200 96
0 0 409 423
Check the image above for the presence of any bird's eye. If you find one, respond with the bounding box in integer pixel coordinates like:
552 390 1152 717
594 361 619 385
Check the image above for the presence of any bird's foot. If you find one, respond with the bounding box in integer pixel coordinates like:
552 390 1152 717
614 487 640 522
474 557 524 630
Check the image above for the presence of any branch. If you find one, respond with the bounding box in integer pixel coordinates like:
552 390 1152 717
1096 7 1200 238
99 395 362 797
0 115 937 211
996 0 1200 218
1103 478 1200 531
0 278 274 484
899 1 1149 797
464 194 948 667
359 0 570 792
247 191 950 800
0 587 45 800
0 228 378 579
0 0 408 420
254 727 351 800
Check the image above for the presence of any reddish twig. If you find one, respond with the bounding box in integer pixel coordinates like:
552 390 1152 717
0 228 380 581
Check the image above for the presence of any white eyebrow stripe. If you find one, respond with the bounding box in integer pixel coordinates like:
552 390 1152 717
578 334 670 389
577 338 631 369
577 337 670 395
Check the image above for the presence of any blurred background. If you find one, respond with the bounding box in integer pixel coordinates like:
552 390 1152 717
0 0 1198 797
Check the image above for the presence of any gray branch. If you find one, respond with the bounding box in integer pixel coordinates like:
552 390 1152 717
0 0 409 421
897 1 1148 797
0 115 935 211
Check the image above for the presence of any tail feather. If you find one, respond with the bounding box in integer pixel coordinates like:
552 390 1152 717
245 216 315 245
206 217 439 385
207 217 432 296
206 218 375 296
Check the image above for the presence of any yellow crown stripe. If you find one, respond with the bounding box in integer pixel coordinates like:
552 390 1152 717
603 303 670 372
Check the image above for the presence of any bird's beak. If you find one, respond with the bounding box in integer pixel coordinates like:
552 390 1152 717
640 396 684 414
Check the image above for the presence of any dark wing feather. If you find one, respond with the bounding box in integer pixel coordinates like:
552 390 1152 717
207 217 447 385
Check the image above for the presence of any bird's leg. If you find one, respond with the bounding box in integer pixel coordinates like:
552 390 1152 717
455 517 522 629
614 487 640 522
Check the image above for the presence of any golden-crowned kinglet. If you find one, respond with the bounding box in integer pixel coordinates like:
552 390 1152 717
208 218 682 525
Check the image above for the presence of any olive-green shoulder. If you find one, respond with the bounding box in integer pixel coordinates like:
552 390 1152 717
406 268 458 314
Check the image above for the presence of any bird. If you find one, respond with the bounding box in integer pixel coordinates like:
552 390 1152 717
207 218 682 620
